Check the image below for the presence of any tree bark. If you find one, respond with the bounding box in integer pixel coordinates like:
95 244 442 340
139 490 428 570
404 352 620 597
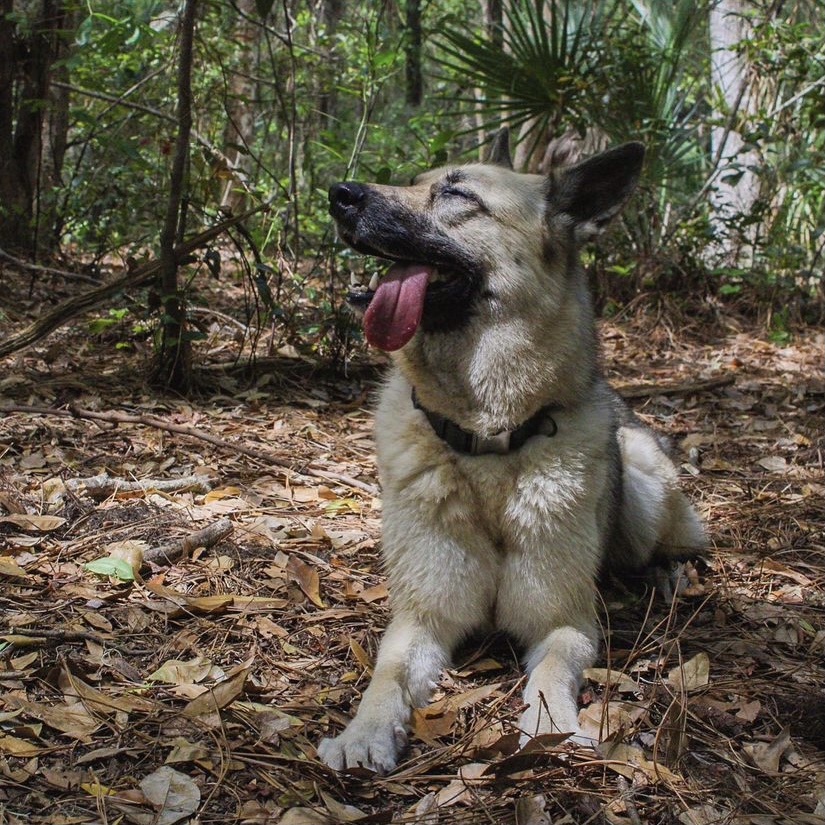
156 0 198 391
405 0 423 107
0 1 73 257
220 0 259 213
708 0 763 266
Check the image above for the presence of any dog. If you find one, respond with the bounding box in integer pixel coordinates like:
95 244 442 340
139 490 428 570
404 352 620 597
318 130 706 773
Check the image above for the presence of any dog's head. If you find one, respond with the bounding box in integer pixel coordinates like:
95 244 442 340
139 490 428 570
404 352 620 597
329 137 644 352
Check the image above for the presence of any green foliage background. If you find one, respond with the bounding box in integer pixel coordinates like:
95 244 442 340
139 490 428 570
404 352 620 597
7 0 825 360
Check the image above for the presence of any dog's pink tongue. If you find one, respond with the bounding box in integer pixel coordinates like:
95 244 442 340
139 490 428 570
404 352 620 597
363 263 431 351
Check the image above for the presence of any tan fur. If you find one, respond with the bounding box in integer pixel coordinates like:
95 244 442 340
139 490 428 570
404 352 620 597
318 142 706 773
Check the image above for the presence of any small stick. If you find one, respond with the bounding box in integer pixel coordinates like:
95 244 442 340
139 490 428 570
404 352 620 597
143 517 233 568
619 374 735 399
0 247 100 285
66 472 212 499
616 776 642 825
2 627 138 656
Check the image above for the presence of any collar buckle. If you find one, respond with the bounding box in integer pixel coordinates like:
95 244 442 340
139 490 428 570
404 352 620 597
470 431 512 455
412 389 556 456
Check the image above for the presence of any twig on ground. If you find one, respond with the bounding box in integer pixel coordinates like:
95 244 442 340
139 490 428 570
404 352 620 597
2 627 138 656
0 248 101 286
616 776 642 825
619 374 735 399
66 471 213 499
0 403 378 496
143 517 233 568
189 305 250 335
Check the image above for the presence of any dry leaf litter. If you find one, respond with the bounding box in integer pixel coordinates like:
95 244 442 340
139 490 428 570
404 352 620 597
1 272 823 825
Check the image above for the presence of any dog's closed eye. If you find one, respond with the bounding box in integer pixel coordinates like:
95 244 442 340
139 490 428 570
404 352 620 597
442 186 477 201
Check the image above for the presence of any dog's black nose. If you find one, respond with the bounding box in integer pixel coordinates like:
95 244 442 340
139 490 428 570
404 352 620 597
329 181 366 213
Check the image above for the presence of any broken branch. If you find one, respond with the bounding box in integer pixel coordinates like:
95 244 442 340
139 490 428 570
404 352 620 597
143 517 233 568
0 204 268 359
66 472 213 499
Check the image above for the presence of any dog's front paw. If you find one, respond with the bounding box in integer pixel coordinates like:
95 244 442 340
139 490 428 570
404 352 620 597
518 700 596 750
318 719 407 774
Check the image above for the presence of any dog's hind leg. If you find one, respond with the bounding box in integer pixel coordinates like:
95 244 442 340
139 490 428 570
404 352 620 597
318 614 458 774
520 624 598 746
617 425 706 569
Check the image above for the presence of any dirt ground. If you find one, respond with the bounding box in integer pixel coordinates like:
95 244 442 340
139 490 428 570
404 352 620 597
1 269 824 825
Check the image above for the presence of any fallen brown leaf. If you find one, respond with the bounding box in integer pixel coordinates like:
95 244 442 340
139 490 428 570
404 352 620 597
182 668 248 718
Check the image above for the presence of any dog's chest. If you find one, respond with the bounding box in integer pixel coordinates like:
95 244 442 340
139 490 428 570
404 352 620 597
377 401 610 548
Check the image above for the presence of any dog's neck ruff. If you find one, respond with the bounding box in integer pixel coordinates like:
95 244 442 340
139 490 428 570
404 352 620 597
412 390 557 455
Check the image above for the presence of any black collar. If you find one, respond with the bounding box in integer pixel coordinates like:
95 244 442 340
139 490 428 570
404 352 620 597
412 391 557 455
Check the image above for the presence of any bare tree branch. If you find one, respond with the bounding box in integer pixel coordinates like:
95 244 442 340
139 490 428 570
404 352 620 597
0 204 268 359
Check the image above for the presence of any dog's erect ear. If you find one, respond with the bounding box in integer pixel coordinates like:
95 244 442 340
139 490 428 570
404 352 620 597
485 127 513 169
548 142 645 241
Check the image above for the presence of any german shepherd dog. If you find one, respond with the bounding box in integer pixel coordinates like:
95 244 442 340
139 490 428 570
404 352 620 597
319 131 706 773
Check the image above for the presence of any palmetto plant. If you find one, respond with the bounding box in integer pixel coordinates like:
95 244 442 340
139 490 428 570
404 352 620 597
437 0 628 150
435 0 708 255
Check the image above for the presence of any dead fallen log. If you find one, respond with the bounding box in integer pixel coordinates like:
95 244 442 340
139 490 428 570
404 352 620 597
0 203 268 359
66 471 212 499
1 402 378 496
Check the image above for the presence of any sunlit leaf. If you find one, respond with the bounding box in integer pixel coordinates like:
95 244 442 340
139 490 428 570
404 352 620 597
84 557 136 581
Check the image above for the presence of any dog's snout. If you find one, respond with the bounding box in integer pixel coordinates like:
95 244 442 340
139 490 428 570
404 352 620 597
329 181 366 215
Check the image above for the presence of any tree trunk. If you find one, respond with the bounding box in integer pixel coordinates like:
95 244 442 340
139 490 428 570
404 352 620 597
708 0 763 266
0 1 72 257
219 0 259 213
480 0 503 50
317 0 343 125
0 0 24 250
36 2 74 257
476 0 503 156
405 0 422 107
156 0 198 392
0 0 73 256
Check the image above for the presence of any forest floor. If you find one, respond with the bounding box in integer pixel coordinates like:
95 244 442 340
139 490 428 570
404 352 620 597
0 266 824 825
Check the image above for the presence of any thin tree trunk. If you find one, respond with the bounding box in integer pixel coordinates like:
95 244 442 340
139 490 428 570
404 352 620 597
476 0 503 155
220 0 259 213
156 0 198 391
405 0 423 107
36 2 75 257
708 0 762 266
0 0 23 249
318 0 343 125
481 0 502 49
